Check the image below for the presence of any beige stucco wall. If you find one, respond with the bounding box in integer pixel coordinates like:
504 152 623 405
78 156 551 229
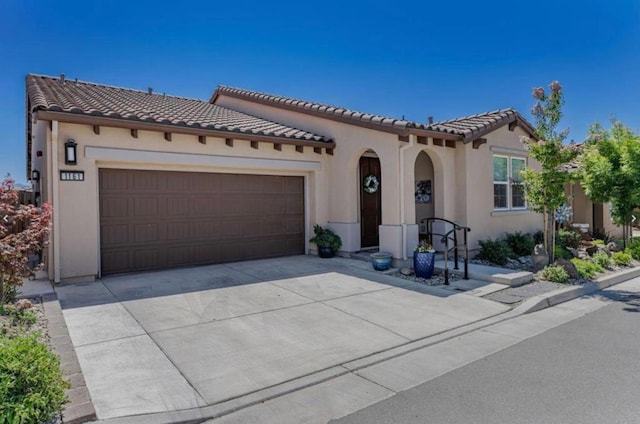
568 182 622 239
36 94 549 279
40 121 329 281
461 125 543 250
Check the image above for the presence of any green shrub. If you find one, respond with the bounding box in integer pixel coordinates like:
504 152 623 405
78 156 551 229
613 251 632 266
592 251 612 269
0 333 69 423
533 230 544 245
571 258 601 279
478 238 512 266
557 228 582 249
541 265 569 284
592 239 605 246
505 231 535 257
0 305 36 328
626 239 640 260
554 245 573 260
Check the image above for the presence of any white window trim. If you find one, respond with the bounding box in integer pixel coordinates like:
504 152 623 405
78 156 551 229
493 154 528 211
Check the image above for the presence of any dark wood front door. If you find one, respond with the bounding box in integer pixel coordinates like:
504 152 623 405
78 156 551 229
99 169 305 275
360 156 382 247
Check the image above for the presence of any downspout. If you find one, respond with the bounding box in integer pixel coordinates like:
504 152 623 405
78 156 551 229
399 134 416 260
51 121 61 283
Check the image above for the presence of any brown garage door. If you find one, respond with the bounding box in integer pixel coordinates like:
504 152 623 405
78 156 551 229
99 169 305 275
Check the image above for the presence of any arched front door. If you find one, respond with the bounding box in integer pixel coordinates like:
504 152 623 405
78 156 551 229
360 155 381 247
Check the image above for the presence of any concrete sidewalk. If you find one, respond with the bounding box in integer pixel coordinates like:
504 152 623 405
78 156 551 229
51 255 511 422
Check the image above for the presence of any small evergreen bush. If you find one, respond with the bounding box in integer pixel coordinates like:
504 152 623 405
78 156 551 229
626 239 640 260
0 333 69 423
505 231 535 257
478 238 512 266
554 245 573 260
541 265 569 284
612 251 632 266
557 228 582 249
592 250 612 269
571 258 602 279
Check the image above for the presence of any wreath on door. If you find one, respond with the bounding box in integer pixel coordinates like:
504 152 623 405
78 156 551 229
363 175 380 194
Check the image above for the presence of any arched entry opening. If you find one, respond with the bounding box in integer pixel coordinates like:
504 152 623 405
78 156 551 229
359 150 381 248
414 150 435 234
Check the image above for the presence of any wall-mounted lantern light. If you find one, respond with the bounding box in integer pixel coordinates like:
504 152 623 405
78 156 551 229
31 170 40 181
65 139 77 165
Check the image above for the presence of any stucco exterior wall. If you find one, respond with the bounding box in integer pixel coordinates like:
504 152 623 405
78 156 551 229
215 95 411 257
462 125 543 250
42 121 328 281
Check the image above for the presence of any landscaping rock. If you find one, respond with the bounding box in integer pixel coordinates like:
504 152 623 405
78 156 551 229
607 241 623 252
576 248 590 260
555 258 579 279
598 245 612 256
532 244 549 271
16 298 33 311
585 244 599 256
400 267 413 276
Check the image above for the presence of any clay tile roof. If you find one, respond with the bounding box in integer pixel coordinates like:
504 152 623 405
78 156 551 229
211 86 538 141
427 108 538 142
212 85 417 133
26 74 329 143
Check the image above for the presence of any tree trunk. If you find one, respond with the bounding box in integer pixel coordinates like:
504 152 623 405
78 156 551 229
549 214 556 264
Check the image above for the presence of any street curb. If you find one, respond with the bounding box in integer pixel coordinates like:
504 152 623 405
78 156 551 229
41 294 97 424
513 266 640 315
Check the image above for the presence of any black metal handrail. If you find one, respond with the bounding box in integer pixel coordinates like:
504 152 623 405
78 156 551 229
421 217 471 285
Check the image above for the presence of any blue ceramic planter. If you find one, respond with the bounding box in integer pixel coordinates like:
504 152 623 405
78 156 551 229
413 251 436 279
371 252 393 271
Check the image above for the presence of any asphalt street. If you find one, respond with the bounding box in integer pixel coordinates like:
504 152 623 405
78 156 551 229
334 283 640 424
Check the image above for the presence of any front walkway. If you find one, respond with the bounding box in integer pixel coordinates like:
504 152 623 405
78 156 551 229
52 255 509 421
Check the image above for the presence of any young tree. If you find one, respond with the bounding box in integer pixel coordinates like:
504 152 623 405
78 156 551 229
580 121 640 247
0 178 51 303
520 81 579 263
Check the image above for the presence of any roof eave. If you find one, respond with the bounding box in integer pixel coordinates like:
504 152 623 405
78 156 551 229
461 112 539 144
213 87 411 136
34 110 335 149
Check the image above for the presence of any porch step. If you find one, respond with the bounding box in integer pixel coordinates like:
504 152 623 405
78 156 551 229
434 260 533 287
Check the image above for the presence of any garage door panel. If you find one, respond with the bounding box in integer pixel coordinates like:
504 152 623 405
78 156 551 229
100 169 305 275
132 172 161 191
167 222 190 241
133 248 161 270
101 198 129 218
134 198 160 217
102 250 130 274
133 223 159 243
285 197 304 214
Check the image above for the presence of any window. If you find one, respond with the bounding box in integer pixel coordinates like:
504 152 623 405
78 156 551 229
493 155 527 210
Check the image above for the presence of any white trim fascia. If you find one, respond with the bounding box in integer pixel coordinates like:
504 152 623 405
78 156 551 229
84 146 321 171
51 121 61 283
490 146 528 155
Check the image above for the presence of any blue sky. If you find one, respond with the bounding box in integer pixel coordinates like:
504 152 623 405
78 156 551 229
1 0 638 183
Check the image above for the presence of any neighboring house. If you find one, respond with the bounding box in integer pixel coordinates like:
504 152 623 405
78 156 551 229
26 74 542 283
563 150 621 238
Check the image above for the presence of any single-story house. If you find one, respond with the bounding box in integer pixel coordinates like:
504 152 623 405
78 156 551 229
26 74 543 283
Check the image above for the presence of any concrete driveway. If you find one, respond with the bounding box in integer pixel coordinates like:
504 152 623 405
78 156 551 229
55 255 509 421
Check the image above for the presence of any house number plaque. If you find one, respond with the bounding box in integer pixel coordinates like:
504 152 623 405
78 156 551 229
60 171 85 181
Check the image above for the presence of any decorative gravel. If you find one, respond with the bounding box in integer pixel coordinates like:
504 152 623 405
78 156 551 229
391 269 463 286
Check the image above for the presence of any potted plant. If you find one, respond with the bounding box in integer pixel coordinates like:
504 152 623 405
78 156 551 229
309 224 342 258
414 241 436 279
